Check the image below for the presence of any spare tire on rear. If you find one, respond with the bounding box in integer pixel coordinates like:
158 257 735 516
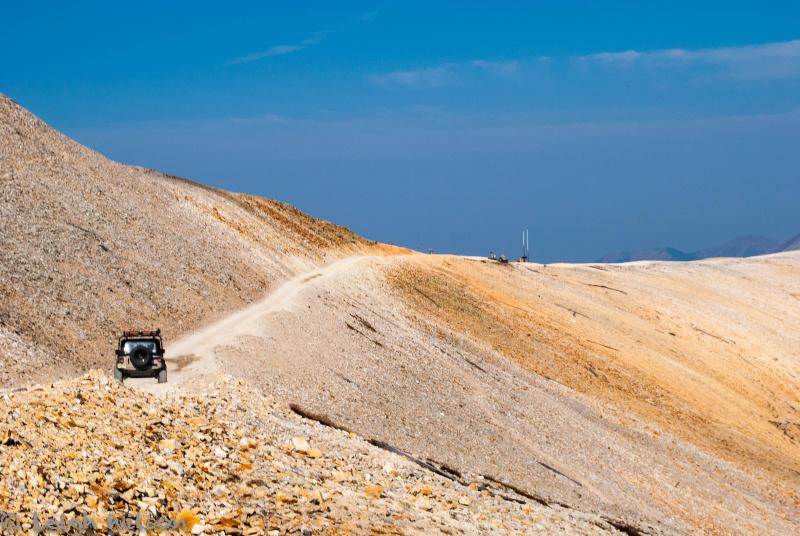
130 346 153 370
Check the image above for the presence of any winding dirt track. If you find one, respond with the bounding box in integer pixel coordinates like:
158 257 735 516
129 256 367 395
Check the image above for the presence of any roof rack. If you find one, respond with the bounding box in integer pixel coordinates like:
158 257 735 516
122 328 161 338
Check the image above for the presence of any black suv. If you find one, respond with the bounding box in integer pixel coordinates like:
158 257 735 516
114 329 167 383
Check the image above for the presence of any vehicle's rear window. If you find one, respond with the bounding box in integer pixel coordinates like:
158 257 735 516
122 340 158 354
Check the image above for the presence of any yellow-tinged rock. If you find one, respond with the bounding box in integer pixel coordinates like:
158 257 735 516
364 484 384 498
214 517 239 529
419 488 432 496
159 438 178 453
92 514 107 531
176 510 202 532
306 448 323 459
89 483 106 498
275 493 297 504
188 417 205 427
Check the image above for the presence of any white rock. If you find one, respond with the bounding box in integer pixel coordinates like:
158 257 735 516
383 462 398 476
167 460 184 475
291 437 310 452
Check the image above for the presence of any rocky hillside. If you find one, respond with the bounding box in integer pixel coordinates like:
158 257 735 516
0 94 394 386
0 371 630 535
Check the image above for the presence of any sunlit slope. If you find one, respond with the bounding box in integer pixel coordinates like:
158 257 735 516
388 253 800 485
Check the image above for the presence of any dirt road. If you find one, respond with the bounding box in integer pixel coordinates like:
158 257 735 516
128 256 367 395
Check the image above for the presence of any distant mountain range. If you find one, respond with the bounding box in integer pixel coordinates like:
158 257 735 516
776 233 800 253
598 233 800 263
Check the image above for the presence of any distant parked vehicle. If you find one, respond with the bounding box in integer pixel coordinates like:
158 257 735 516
113 329 167 383
498 254 509 264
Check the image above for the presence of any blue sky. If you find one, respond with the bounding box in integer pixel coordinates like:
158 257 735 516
3 1 799 261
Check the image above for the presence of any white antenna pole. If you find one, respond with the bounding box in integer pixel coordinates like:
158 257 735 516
524 229 529 259
522 229 530 260
525 229 531 260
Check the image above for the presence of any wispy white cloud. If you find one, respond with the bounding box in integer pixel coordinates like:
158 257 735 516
582 39 800 79
223 112 293 125
369 58 538 88
370 40 800 90
369 64 455 88
227 45 305 65
227 10 377 66
587 50 643 63
469 59 521 77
